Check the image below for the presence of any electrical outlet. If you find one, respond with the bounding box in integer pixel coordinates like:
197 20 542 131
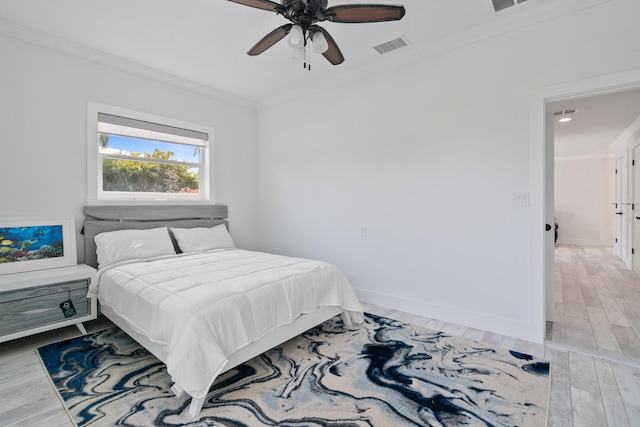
360 225 367 237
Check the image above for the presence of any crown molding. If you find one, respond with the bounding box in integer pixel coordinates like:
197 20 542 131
256 0 611 110
0 18 256 111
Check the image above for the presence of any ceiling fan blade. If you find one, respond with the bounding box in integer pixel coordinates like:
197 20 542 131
318 27 344 65
247 24 292 56
227 0 284 13
324 4 406 23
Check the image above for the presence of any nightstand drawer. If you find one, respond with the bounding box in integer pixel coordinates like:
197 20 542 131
0 279 90 336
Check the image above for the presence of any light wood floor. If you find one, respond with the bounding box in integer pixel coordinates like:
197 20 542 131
2 301 640 426
548 244 640 364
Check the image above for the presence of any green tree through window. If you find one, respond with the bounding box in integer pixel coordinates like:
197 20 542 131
101 143 199 194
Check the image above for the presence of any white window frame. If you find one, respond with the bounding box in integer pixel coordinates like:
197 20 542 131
87 102 213 203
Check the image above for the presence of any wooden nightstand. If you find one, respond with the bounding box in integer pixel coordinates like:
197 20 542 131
0 264 97 343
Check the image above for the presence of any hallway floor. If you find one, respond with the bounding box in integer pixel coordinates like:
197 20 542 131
547 244 640 363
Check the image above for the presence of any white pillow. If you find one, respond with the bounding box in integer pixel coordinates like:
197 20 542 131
94 227 175 267
170 224 235 253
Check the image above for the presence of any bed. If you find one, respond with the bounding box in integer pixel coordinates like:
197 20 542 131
83 205 363 417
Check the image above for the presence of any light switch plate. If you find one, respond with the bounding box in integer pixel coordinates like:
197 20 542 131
513 192 530 207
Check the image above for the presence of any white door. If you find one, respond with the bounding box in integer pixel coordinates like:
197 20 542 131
633 143 640 276
544 113 555 322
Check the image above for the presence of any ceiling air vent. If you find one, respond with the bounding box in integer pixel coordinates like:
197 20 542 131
554 109 577 122
492 0 528 13
553 109 576 116
374 37 410 55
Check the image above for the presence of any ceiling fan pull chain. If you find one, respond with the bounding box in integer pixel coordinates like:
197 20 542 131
302 32 306 69
303 33 309 70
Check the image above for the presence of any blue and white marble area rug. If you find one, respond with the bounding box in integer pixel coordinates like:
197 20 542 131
37 313 550 426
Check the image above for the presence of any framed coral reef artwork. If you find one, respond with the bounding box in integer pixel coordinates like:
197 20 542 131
0 215 77 275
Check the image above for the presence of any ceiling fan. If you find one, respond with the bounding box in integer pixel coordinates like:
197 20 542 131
227 0 406 67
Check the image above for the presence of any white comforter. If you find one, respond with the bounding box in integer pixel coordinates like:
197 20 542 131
89 249 364 400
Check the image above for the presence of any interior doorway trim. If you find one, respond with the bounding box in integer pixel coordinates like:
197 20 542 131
529 68 640 343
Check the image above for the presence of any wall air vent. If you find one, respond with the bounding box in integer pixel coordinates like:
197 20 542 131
374 37 410 55
492 0 529 13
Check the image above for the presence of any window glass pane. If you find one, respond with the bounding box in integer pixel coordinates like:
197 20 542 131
99 135 200 164
102 158 199 194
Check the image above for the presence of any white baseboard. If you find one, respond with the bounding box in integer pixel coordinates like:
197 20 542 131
353 287 542 343
556 238 607 246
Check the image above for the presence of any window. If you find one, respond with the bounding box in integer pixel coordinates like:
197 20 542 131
87 102 212 202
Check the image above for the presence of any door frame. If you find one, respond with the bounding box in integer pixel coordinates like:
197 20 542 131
529 68 640 343
632 141 640 276
617 152 631 267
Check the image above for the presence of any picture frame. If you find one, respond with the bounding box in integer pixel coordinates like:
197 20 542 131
0 215 77 275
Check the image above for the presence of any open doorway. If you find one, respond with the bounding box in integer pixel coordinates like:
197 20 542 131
543 87 640 363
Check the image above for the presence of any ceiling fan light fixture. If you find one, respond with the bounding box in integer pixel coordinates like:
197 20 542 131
312 31 329 54
287 25 304 48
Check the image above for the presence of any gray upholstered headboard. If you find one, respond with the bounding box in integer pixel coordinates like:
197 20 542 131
83 204 229 268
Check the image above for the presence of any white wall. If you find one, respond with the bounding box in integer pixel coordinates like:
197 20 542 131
0 34 259 259
256 0 640 341
555 156 615 246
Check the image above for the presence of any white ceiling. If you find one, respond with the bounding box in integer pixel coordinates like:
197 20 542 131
0 0 579 105
547 88 640 158
2 0 636 155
